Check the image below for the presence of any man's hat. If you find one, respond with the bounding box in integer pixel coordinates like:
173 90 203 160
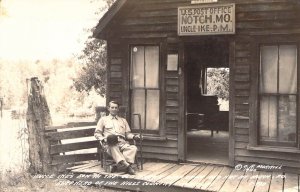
106 135 118 146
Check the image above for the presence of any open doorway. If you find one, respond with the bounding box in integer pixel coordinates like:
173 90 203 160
185 39 230 165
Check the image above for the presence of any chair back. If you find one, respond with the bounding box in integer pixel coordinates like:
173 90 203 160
118 106 127 118
95 106 107 122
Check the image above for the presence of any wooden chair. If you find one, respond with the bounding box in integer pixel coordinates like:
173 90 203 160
97 140 116 172
96 106 142 173
97 138 140 173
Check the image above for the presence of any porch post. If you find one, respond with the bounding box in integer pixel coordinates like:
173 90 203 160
228 40 236 166
178 41 186 161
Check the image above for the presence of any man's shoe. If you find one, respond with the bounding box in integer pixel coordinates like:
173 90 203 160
127 166 135 175
110 165 117 173
118 160 128 166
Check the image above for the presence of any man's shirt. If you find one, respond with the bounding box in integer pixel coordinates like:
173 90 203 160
94 114 134 141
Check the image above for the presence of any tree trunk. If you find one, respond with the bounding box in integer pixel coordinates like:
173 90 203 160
26 77 52 174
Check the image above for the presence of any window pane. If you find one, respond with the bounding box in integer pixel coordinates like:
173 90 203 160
131 46 145 88
278 95 297 143
145 46 159 88
146 90 160 130
131 90 145 130
260 96 277 141
279 45 297 94
260 46 278 93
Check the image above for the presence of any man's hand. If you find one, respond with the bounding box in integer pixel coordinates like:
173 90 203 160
101 138 107 145
99 139 108 151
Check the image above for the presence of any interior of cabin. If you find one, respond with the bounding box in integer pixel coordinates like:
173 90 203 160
185 38 230 165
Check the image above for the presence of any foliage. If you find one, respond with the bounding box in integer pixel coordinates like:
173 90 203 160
73 0 116 97
206 68 229 100
0 58 105 116
0 0 8 18
0 0 109 115
73 37 107 97
101 0 116 11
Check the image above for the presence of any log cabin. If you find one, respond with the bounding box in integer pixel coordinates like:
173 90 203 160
93 0 300 173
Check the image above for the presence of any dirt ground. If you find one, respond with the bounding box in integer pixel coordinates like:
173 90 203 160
0 173 124 192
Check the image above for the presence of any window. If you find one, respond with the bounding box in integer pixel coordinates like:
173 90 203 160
130 46 160 132
259 44 298 147
206 68 229 111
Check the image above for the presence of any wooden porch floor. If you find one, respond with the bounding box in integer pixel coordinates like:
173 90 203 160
67 161 299 192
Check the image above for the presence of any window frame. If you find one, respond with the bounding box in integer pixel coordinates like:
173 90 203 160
129 44 163 135
250 40 300 149
258 43 298 147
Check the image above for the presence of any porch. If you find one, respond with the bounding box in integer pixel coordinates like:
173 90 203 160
67 161 299 192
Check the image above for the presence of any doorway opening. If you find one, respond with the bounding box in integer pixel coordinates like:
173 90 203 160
185 39 230 165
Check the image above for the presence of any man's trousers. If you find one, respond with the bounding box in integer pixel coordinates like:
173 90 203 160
107 139 137 165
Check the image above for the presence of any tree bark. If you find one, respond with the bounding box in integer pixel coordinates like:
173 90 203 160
26 77 52 174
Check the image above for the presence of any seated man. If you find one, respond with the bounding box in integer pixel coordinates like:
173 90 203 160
94 101 140 175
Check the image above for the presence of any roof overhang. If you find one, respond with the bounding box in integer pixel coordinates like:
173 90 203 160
93 0 128 40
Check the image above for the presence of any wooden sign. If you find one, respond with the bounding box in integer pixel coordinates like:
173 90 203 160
178 4 235 36
191 0 218 4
